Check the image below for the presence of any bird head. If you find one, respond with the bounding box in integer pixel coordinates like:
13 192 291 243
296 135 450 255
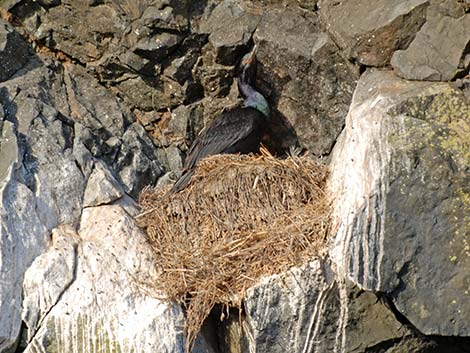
240 45 257 68
239 45 257 85
238 45 270 118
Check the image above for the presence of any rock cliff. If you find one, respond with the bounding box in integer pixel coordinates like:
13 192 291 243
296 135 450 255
0 0 469 352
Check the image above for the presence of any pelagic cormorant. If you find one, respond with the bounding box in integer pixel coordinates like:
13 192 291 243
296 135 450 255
172 46 270 192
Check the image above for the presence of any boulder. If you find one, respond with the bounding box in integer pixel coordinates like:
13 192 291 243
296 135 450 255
163 37 202 84
391 14 470 81
62 64 130 138
198 0 260 65
33 3 127 64
428 0 466 18
0 52 167 350
114 122 163 197
233 261 411 353
318 0 429 67
133 32 184 61
329 69 470 336
0 176 50 352
254 7 357 157
83 161 124 207
0 120 19 182
116 74 191 111
193 50 236 98
139 1 190 32
21 205 214 353
0 19 30 82
0 69 86 229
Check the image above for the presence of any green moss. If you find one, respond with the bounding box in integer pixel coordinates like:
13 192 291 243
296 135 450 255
389 87 470 170
39 314 131 353
386 86 470 266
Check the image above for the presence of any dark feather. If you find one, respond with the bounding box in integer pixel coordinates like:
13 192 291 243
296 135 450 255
172 106 266 192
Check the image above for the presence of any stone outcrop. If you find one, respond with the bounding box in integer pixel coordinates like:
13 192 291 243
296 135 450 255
1 0 470 352
239 261 412 353
318 0 429 67
0 19 30 82
0 27 163 351
329 69 470 336
391 13 470 81
21 206 213 353
197 0 260 65
253 7 357 157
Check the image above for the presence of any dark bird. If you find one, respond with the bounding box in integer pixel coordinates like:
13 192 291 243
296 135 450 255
172 46 270 192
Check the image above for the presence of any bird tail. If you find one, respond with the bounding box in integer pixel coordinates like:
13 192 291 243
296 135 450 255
171 169 195 193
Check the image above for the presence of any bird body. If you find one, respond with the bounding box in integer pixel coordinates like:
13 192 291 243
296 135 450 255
171 46 269 192
183 107 266 171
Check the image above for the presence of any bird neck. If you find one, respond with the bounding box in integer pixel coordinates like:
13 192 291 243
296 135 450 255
239 81 270 118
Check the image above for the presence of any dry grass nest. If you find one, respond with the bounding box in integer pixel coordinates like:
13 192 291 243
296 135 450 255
136 152 331 352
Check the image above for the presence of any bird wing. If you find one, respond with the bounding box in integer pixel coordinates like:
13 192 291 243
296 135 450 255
183 107 263 170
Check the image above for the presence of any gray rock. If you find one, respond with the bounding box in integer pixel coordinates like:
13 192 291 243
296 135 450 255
134 32 184 61
0 73 86 229
254 7 357 157
0 176 49 352
161 145 184 173
140 2 189 32
163 37 202 84
27 105 85 228
0 120 19 182
428 0 466 18
21 205 214 353
62 65 130 137
237 261 409 353
114 123 163 197
36 0 61 8
318 0 429 66
118 51 152 74
150 102 203 153
391 14 470 81
112 193 139 217
164 53 196 83
155 171 176 188
198 0 260 65
117 74 185 111
0 19 30 82
32 3 127 64
83 161 124 207
194 52 236 98
22 225 78 342
169 104 191 137
0 54 167 349
72 123 95 178
329 69 470 336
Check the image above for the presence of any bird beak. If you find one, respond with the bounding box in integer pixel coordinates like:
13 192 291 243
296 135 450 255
245 45 257 65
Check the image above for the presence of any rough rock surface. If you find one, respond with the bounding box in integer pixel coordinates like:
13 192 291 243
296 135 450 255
391 13 470 81
114 122 163 197
0 28 162 352
21 206 213 353
0 19 30 82
318 0 429 67
329 69 470 336
0 175 49 352
83 161 124 207
2 0 470 352
238 261 411 353
253 7 357 157
198 0 261 65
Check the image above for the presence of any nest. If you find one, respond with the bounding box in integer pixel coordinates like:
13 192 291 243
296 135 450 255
137 153 330 352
